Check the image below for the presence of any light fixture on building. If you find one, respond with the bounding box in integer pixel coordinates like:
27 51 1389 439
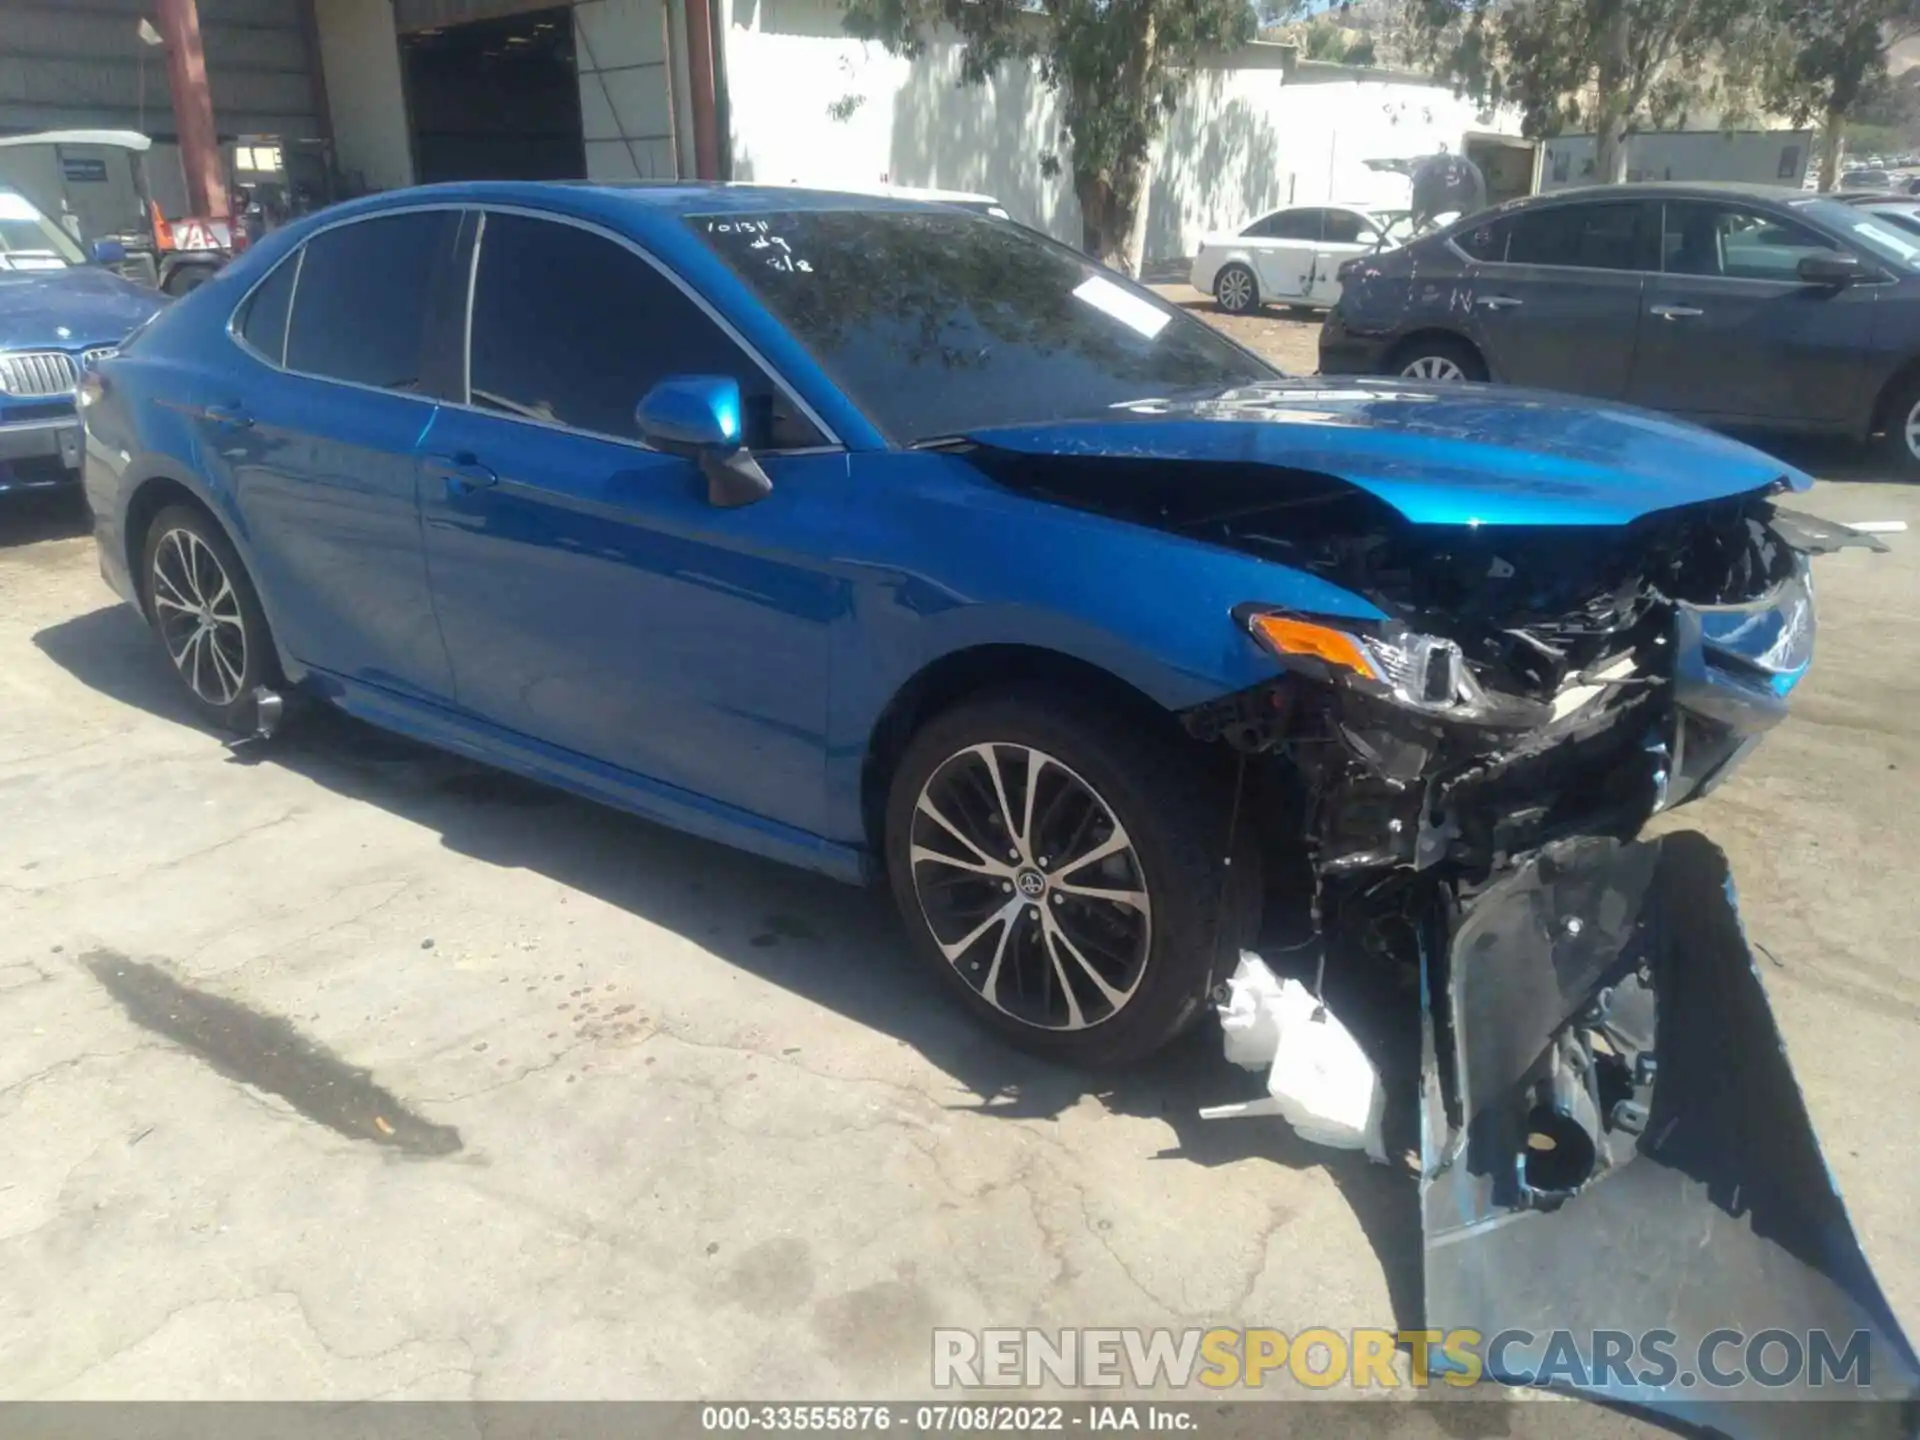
137 17 164 135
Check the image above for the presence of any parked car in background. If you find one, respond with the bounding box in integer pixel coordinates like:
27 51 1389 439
1833 191 1920 236
1321 182 1920 473
1191 203 1413 315
0 186 165 495
1843 167 1893 190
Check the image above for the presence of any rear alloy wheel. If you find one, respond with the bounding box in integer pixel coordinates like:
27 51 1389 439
142 503 280 732
886 692 1256 1066
1214 263 1259 315
1393 336 1486 383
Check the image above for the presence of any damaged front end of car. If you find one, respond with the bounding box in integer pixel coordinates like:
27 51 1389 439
1173 484 1918 1430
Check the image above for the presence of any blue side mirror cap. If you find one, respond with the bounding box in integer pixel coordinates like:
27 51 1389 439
636 375 742 453
89 238 128 265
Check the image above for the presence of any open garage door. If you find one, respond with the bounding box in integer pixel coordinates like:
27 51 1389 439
401 7 585 183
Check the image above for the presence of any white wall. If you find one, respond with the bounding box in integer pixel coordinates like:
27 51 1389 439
577 0 682 180
1540 130 1818 191
723 0 1518 263
314 0 416 192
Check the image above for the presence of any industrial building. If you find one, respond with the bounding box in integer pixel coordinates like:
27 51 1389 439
0 0 1521 263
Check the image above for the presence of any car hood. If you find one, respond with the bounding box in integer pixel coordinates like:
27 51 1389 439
962 380 1812 527
0 265 165 350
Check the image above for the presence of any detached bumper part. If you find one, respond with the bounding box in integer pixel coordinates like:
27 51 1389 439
1421 832 1920 1434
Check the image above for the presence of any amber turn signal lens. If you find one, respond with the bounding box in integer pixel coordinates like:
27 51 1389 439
1246 613 1378 679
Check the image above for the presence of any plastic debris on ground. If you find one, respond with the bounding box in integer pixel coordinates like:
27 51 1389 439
1200 951 1387 1163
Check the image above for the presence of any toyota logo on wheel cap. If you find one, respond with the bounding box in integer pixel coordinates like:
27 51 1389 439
1016 869 1047 899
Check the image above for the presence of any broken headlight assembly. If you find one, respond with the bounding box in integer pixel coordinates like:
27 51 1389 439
1235 604 1548 728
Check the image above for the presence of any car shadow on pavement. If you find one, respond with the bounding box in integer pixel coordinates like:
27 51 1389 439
34 599 1428 1334
0 489 92 548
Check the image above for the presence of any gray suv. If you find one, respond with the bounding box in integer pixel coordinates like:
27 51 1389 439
1320 182 1920 474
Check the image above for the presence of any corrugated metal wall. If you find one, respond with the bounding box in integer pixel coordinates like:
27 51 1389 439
0 0 319 139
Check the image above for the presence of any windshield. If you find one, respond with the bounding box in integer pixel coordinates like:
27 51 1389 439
690 210 1274 444
1374 210 1415 242
0 190 83 269
1791 195 1920 271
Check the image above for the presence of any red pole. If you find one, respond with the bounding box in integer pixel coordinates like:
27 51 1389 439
682 0 722 180
154 0 230 221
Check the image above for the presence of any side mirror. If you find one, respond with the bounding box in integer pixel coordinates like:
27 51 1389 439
636 374 772 509
1798 252 1865 287
89 238 128 265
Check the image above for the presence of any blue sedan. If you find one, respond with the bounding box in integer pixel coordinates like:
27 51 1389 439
81 181 1819 1071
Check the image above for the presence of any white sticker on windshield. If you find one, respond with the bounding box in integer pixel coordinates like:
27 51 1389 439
0 192 43 221
1072 274 1171 340
1855 220 1920 258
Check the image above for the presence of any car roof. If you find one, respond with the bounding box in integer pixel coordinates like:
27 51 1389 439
306 180 1007 226
1498 180 1848 209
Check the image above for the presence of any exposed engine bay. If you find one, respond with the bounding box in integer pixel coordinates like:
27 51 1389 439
969 445 1919 1432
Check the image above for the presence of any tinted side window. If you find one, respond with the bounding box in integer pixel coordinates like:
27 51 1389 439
1506 203 1649 270
467 212 822 448
1662 202 1838 280
1454 216 1510 261
236 250 298 364
1322 211 1367 245
286 210 457 390
1256 209 1319 241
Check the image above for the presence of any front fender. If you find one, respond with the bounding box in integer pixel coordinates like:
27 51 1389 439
821 452 1384 840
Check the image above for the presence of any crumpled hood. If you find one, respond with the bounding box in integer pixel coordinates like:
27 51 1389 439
963 379 1813 527
0 265 165 351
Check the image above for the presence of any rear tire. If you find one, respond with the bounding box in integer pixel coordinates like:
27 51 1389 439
163 264 215 297
1390 335 1487 383
884 689 1259 1067
140 503 281 733
1214 263 1260 315
1879 371 1920 478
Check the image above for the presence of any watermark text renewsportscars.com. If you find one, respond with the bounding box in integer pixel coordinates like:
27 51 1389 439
932 1327 1875 1391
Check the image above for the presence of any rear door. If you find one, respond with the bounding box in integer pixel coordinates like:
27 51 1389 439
1628 199 1876 426
1246 208 1321 301
1461 198 1658 397
216 208 463 700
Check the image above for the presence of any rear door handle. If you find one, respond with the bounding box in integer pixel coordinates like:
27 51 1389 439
424 453 498 495
1475 295 1524 310
201 403 253 429
1650 303 1705 319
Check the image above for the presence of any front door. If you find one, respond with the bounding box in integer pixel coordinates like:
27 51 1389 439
1628 199 1876 426
1463 198 1658 399
417 210 848 839
211 208 462 699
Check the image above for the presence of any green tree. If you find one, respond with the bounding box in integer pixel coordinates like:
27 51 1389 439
841 0 1268 273
1407 0 1750 183
1756 0 1920 189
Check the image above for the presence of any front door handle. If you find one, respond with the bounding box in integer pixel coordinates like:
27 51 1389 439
1475 295 1524 310
1650 303 1705 319
424 453 498 495
202 403 253 429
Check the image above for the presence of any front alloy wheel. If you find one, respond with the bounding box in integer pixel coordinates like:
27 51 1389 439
909 743 1151 1032
885 691 1258 1066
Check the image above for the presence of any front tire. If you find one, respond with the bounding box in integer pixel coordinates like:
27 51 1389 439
1213 263 1259 315
141 503 280 733
884 691 1257 1067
